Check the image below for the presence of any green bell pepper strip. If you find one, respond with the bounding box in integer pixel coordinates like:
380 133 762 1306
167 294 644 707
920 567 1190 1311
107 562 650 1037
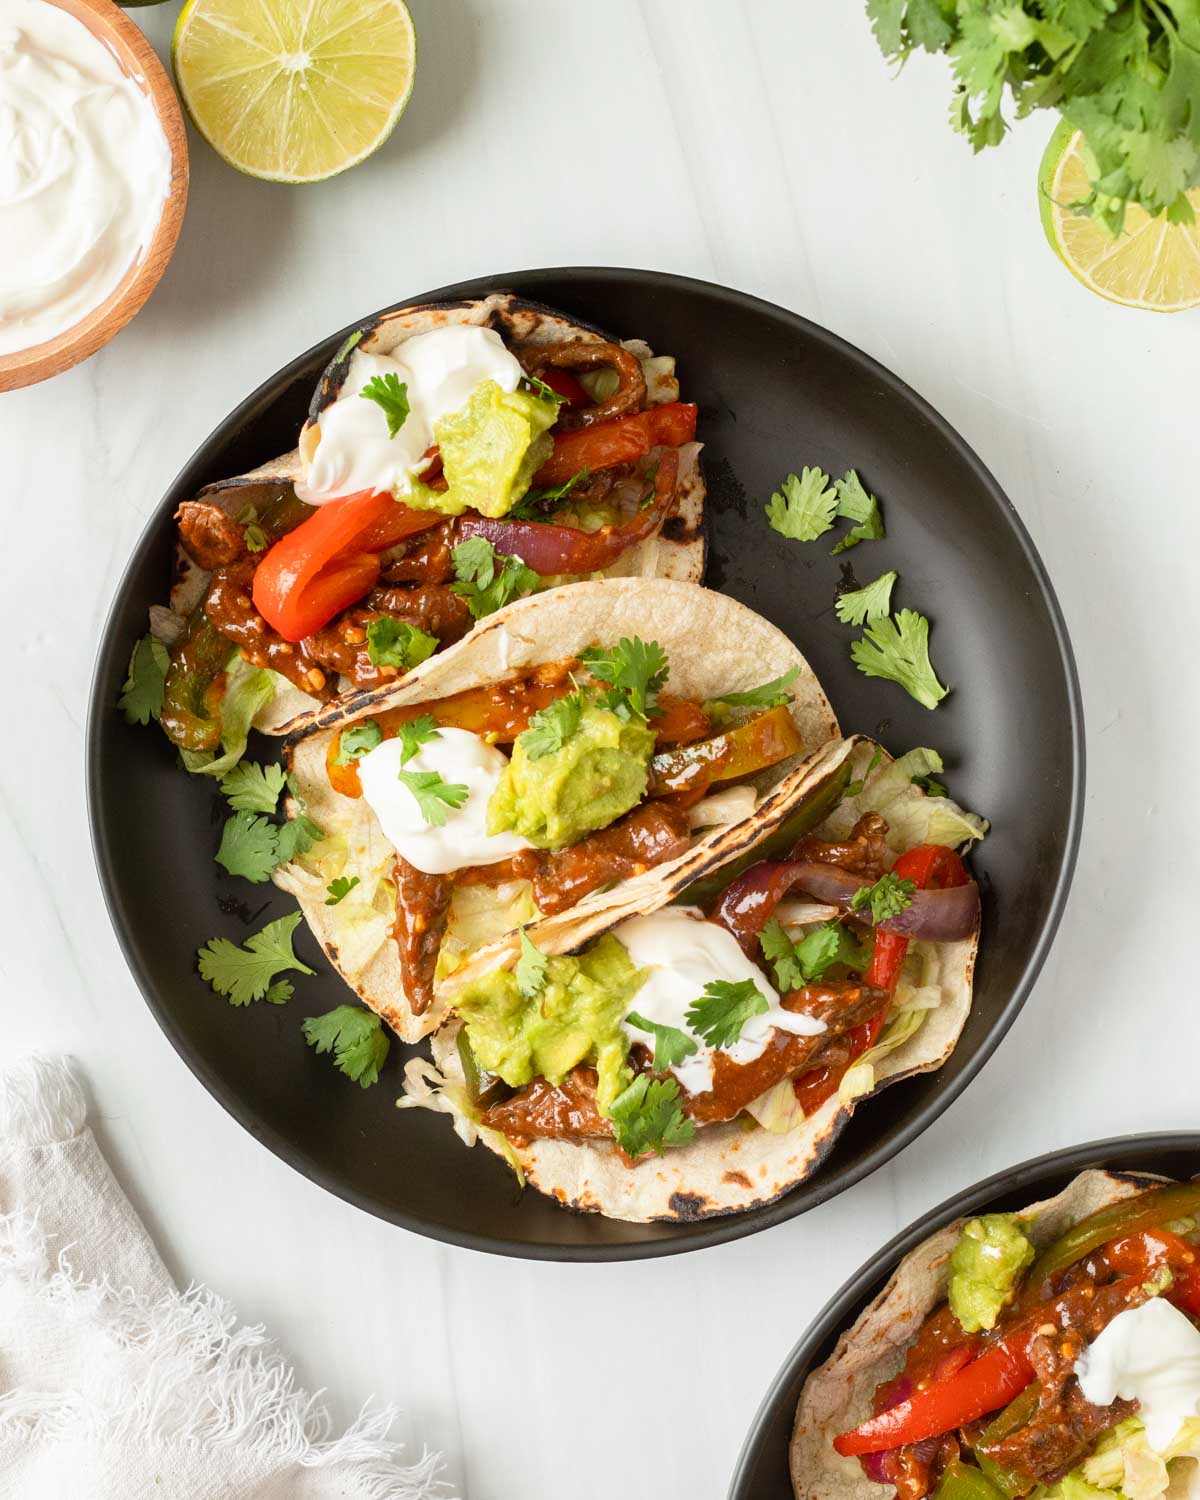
1025 1181 1200 1296
933 1458 1007 1500
973 1382 1043 1497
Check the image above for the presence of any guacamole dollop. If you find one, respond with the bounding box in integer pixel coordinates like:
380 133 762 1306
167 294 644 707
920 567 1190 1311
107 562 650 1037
454 934 644 1115
404 380 557 517
948 1213 1036 1332
486 700 655 850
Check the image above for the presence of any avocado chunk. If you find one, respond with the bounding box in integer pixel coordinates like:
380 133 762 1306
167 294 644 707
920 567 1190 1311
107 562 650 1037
486 700 655 850
948 1213 1036 1333
453 934 646 1116
404 380 557 517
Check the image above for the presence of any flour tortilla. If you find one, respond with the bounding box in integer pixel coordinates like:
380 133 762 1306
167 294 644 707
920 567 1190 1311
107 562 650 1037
163 293 706 733
436 736 979 1222
276 577 840 1042
790 1167 1180 1500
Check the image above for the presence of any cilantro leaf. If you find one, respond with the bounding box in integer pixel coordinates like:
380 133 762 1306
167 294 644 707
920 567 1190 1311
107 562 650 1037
765 467 839 542
851 871 917 925
451 536 540 619
276 812 322 863
302 1004 390 1087
515 929 549 1000
334 719 383 765
912 770 948 797
705 665 801 712
215 811 280 883
366 617 438 673
197 912 314 1007
325 875 360 905
509 466 591 520
119 635 169 725
685 979 770 1049
760 917 868 989
832 470 886 553
835 570 898 626
265 979 294 1005
220 760 287 814
397 769 469 826
609 1074 696 1158
519 691 584 760
397 713 441 765
580 637 669 722
843 743 885 800
625 1011 699 1073
851 609 949 710
236 504 269 553
359 373 411 438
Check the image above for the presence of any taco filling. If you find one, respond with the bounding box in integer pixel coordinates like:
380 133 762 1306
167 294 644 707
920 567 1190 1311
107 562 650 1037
151 307 700 766
827 1178 1200 1500
399 736 986 1212
297 636 808 1019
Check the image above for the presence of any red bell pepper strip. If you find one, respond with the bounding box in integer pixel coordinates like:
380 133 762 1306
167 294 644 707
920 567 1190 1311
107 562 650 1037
834 1338 1034 1457
534 402 698 486
457 448 679 575
792 1006 888 1116
1171 1268 1200 1317
865 844 969 992
252 489 441 642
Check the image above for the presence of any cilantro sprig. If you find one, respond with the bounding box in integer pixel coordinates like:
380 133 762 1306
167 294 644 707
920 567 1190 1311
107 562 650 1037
397 768 469 826
851 608 949 710
509 466 591 520
451 536 540 620
518 691 584 760
366 618 438 673
706 665 800 714
334 719 384 766
765 467 839 542
325 876 360 905
220 760 287 814
685 980 770 1049
359 373 411 438
760 917 869 990
515 929 549 1000
625 1012 699 1073
119 635 169 725
580 637 669 723
303 1004 390 1087
397 714 441 765
835 570 897 627
609 1074 696 1158
197 912 314 1007
215 803 322 883
831 470 885 554
850 870 917 926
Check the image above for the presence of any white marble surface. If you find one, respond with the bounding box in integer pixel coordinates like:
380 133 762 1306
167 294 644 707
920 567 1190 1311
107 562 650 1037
3 3 1198 1496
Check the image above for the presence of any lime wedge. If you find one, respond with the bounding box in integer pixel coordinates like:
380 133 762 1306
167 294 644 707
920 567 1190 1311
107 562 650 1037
172 0 416 183
1039 121 1200 313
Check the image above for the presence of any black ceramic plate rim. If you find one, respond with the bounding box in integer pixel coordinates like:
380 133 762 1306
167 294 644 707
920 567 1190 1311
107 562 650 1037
727 1132 1200 1497
86 267 1085 1259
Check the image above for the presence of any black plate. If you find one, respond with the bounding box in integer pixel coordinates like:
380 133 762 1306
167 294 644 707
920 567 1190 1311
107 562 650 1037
87 268 1083 1260
728 1134 1200 1499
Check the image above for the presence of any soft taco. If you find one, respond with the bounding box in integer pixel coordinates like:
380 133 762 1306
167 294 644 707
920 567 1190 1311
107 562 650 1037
273 576 841 1042
792 1166 1200 1500
397 734 987 1223
142 292 706 770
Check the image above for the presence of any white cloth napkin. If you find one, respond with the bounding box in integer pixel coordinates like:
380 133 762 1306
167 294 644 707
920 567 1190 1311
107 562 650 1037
0 1054 448 1499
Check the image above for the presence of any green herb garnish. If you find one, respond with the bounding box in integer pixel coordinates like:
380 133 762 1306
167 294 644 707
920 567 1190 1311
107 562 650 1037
835 570 897 626
359 373 411 438
366 617 438 672
765 467 839 541
625 1012 699 1073
609 1074 696 1157
197 912 314 1007
685 979 770 1049
397 769 469 826
850 608 949 710
303 1004 389 1086
850 870 917 925
118 635 169 726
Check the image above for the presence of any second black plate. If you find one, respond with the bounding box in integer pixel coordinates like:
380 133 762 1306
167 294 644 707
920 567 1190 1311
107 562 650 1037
88 268 1083 1259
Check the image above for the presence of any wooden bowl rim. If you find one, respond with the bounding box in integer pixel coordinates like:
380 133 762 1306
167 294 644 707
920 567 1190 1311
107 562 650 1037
0 0 189 394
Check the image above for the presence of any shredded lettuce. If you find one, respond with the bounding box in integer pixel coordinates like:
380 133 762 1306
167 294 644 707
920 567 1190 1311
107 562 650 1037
838 1006 927 1105
826 744 988 853
745 1077 807 1134
397 1053 525 1183
181 654 276 777
1042 1415 1200 1500
435 880 538 981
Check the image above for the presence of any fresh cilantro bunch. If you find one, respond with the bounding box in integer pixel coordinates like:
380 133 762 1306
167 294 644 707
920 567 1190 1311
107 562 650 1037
580 637 669 722
867 0 1200 232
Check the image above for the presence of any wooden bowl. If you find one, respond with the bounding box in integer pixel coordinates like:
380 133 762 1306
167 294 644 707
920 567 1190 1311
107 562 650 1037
0 0 189 393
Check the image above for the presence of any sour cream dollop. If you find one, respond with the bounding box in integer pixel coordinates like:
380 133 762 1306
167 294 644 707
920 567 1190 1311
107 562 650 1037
356 727 531 876
0 0 172 355
299 325 524 504
1076 1298 1200 1450
614 906 827 1095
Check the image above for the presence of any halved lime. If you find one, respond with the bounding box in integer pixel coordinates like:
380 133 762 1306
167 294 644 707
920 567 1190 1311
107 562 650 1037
172 0 416 184
1039 120 1200 312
